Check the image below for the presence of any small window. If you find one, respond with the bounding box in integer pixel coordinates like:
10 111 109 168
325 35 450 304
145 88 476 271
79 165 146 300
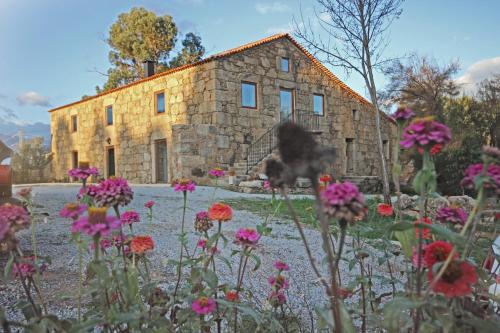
313 94 324 115
241 82 257 108
106 105 113 125
156 91 165 114
71 115 77 132
280 57 290 72
71 151 78 169
352 109 359 121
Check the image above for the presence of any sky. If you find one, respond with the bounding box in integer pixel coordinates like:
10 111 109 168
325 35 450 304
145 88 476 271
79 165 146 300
1 0 500 125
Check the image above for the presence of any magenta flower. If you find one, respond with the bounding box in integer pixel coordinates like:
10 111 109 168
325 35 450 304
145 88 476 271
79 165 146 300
173 179 196 193
273 260 289 271
59 203 87 220
197 239 207 249
94 177 134 207
461 163 500 195
400 117 451 150
263 180 271 190
120 210 140 225
0 203 30 240
144 201 155 209
235 228 261 247
391 106 415 122
88 238 114 251
191 297 216 315
71 207 120 237
436 206 468 225
320 182 366 223
68 166 99 180
12 256 47 279
268 291 286 307
208 168 225 178
77 184 99 201
268 275 289 290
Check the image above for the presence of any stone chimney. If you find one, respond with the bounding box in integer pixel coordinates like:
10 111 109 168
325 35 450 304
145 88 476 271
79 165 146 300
143 60 155 78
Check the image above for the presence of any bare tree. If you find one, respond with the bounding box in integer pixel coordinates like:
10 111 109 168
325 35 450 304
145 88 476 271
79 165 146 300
384 54 459 116
295 0 404 203
476 74 500 147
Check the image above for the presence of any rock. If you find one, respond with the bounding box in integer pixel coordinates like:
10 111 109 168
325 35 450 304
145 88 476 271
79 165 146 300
296 178 311 188
399 194 417 210
238 180 263 188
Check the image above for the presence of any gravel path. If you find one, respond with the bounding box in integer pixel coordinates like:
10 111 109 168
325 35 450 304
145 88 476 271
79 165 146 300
1 184 401 329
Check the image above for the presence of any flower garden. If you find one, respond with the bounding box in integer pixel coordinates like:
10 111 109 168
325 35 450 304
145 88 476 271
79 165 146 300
1 109 499 332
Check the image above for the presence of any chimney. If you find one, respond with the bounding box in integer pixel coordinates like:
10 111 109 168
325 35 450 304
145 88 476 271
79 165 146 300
143 60 155 78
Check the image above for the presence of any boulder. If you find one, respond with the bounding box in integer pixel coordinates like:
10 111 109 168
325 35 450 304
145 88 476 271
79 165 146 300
238 180 263 188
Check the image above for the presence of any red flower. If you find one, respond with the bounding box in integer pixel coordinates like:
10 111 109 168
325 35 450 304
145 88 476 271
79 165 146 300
415 217 432 240
377 203 393 216
225 290 240 302
337 288 353 299
424 241 457 268
130 235 154 254
417 144 443 156
319 174 332 184
495 213 500 221
208 203 233 222
428 260 477 298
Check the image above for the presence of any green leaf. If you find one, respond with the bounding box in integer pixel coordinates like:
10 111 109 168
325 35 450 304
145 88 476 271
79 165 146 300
249 253 261 271
383 297 424 333
394 229 415 258
3 252 14 280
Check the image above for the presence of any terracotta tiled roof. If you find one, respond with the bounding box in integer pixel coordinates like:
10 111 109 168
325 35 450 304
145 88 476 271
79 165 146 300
49 33 377 114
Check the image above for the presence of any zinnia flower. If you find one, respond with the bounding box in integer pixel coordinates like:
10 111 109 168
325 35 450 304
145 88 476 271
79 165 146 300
16 187 32 199
173 178 196 192
428 260 477 298
194 211 213 232
94 177 134 207
268 291 286 307
191 296 216 315
273 260 289 271
197 239 207 249
460 163 500 195
71 207 120 237
144 201 155 209
68 165 99 180
415 217 432 240
268 275 289 290
208 203 233 222
320 182 366 223
435 206 467 225
424 240 457 269
208 168 225 178
225 290 240 302
77 184 99 201
130 235 154 254
391 106 415 122
319 174 332 184
59 203 87 220
0 203 30 239
120 210 140 225
400 117 451 150
377 203 393 216
235 228 260 247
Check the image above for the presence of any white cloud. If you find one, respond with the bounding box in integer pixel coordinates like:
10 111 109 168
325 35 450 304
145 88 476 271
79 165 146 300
266 23 294 34
16 91 51 107
256 2 290 14
455 56 500 93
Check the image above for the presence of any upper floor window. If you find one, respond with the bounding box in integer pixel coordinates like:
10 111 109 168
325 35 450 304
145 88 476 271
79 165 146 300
313 94 324 116
155 91 165 113
71 115 77 132
106 105 113 125
241 82 257 108
280 57 290 72
352 109 359 121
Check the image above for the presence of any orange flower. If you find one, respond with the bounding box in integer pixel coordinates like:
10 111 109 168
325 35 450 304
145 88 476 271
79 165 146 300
377 203 393 216
225 290 240 302
415 217 432 240
130 235 154 254
208 203 233 222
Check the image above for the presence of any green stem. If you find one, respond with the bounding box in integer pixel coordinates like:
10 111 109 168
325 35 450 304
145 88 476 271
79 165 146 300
173 192 188 299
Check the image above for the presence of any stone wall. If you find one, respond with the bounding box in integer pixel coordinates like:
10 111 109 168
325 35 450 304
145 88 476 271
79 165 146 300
50 61 217 183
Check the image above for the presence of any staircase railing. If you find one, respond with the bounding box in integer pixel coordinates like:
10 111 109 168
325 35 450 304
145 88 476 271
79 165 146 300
245 112 322 174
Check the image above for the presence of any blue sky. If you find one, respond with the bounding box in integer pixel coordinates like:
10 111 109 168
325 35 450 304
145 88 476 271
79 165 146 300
1 0 500 125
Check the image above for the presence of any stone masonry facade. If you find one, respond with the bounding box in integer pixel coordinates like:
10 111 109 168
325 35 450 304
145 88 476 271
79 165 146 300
49 34 396 184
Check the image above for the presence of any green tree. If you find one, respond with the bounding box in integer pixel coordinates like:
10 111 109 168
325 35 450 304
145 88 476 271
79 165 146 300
98 7 204 92
11 137 52 183
476 74 500 147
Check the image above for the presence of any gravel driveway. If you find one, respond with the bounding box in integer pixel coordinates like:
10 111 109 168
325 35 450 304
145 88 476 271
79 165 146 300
1 184 400 328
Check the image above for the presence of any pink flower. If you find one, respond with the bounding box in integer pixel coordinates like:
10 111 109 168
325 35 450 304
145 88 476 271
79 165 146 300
320 182 366 223
435 206 468 225
0 203 30 240
391 106 415 122
268 291 286 307
68 166 99 180
268 275 289 290
197 239 207 249
77 184 99 201
59 203 87 220
461 163 500 195
208 168 225 178
120 210 140 225
94 177 134 207
191 297 216 315
400 117 451 150
71 207 120 237
235 228 260 247
173 178 196 192
12 256 47 279
273 260 289 271
263 180 271 190
144 201 155 209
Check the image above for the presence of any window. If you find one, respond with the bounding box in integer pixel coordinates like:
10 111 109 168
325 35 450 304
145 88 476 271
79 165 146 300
155 91 165 113
313 94 324 116
106 105 113 125
241 82 257 108
352 109 359 121
280 57 290 72
280 88 294 120
155 139 168 183
71 115 77 132
71 151 78 181
346 139 355 173
107 147 116 177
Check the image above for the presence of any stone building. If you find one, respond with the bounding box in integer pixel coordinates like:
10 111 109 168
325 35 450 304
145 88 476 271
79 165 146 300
49 33 396 185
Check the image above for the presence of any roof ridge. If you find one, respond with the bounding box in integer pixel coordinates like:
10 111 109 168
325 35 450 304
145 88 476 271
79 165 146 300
49 33 372 112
